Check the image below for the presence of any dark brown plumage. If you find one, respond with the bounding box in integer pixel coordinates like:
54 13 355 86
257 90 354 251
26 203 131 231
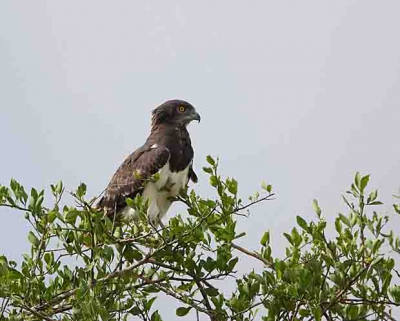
97 99 200 225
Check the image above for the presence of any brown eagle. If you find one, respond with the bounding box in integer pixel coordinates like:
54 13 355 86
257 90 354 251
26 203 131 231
97 99 201 227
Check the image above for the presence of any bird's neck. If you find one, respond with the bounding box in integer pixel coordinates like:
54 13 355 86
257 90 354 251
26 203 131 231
149 123 189 145
150 123 187 134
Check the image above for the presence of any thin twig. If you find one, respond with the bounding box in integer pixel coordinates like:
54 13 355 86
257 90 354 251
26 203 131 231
1 297 10 319
137 274 213 318
0 203 32 213
290 302 302 321
15 304 56 321
231 243 271 267
195 279 214 320
340 298 400 307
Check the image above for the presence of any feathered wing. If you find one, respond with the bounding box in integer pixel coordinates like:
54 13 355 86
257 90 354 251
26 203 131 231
189 164 198 183
97 145 170 217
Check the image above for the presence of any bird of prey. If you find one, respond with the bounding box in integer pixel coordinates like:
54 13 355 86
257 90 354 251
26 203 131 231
97 99 201 227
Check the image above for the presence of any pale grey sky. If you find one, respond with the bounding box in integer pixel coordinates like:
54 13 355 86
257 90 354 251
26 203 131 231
1 1 400 320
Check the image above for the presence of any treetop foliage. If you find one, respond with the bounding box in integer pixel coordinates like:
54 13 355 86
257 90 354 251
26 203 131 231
1 156 400 320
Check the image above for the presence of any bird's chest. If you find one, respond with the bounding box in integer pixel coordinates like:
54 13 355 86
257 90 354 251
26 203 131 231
156 162 190 197
152 126 193 195
168 132 193 172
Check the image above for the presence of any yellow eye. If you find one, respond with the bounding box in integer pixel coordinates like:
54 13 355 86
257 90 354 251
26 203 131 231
178 106 186 113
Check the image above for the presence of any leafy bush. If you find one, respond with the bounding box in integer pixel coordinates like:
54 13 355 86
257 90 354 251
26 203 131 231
0 156 400 320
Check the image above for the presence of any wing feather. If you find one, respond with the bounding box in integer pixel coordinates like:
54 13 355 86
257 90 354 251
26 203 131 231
97 145 170 216
189 164 198 183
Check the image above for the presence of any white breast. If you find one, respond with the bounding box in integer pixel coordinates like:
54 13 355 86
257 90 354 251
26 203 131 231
158 163 190 197
121 162 190 225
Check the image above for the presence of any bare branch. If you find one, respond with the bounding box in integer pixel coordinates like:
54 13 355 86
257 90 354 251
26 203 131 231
231 242 272 267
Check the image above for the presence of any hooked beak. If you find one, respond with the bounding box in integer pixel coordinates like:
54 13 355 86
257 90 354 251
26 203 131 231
193 112 201 123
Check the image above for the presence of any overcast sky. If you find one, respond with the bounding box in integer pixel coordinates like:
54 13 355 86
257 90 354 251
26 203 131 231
1 1 400 320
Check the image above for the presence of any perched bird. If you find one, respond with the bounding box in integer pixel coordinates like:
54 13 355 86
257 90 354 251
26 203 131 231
97 99 200 227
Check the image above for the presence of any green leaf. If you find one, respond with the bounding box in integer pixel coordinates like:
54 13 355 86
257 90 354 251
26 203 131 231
299 309 310 317
283 233 293 245
360 174 370 193
44 252 53 266
0 255 7 267
369 201 383 205
313 307 322 321
210 176 218 187
84 260 96 272
202 167 213 174
263 246 272 262
144 297 157 312
350 183 359 197
368 189 378 203
65 209 79 224
56 181 63 194
123 246 143 262
347 305 359 320
10 178 18 193
312 199 321 217
260 231 270 246
103 245 114 262
151 172 160 182
47 210 58 223
113 226 122 238
335 218 342 234
206 155 216 166
128 307 141 316
291 227 302 247
28 231 40 248
77 182 87 198
390 285 400 303
321 253 334 267
227 178 238 194
227 257 239 272
355 172 361 190
372 239 383 254
151 311 162 321
261 181 272 193
296 216 308 231
176 307 191 317
125 197 135 208
205 287 219 297
99 307 111 321
275 260 286 279
7 268 23 279
339 213 351 227
249 272 264 285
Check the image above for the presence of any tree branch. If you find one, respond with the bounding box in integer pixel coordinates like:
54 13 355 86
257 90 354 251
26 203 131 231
311 261 377 320
15 304 56 321
231 242 272 267
195 279 215 320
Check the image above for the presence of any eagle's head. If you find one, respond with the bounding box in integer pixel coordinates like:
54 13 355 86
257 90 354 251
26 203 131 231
151 99 201 127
